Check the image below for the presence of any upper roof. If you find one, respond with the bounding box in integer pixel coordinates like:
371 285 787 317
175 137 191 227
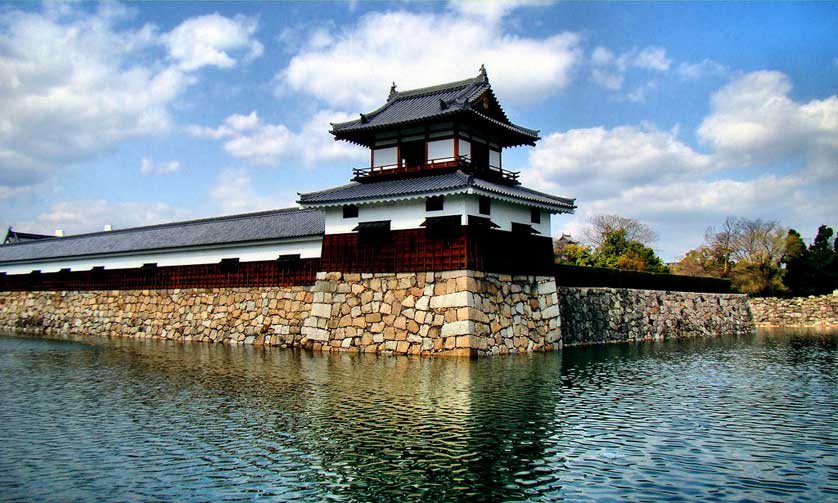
0 208 324 265
330 66 540 147
298 170 575 213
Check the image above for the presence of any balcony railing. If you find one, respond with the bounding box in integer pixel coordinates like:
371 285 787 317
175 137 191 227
352 156 520 184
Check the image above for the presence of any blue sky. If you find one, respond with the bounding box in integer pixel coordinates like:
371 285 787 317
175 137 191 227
1 1 836 260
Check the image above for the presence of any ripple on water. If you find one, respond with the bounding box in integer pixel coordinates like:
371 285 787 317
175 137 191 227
0 331 836 502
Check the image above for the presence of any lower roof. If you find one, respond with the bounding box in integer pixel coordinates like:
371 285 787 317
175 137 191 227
0 208 324 265
298 170 576 212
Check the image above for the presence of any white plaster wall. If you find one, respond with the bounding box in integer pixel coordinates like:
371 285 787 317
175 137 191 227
458 139 471 159
427 139 454 162
464 196 551 235
324 194 552 236
0 238 323 275
373 147 397 167
325 196 468 234
489 150 501 168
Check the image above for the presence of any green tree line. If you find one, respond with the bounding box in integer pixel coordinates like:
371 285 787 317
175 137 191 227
555 214 838 296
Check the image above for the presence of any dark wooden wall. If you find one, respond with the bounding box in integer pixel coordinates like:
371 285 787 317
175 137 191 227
321 228 555 275
0 258 321 291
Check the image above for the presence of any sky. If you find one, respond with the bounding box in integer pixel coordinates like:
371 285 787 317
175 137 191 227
0 0 836 261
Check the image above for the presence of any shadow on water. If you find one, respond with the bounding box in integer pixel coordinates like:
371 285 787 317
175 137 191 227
0 330 836 502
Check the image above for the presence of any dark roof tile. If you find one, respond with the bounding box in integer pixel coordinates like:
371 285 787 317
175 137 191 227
298 171 575 211
0 208 324 264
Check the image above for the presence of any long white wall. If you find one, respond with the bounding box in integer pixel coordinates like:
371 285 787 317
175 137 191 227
324 194 552 236
0 237 323 275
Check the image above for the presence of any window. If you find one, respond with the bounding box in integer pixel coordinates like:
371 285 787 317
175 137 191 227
219 258 239 273
400 140 425 168
471 141 489 169
531 207 541 224
426 196 444 212
479 196 491 215
343 204 358 218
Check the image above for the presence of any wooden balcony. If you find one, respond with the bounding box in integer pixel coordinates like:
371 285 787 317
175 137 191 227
352 156 520 185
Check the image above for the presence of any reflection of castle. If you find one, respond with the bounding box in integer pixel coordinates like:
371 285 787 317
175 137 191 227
0 67 574 280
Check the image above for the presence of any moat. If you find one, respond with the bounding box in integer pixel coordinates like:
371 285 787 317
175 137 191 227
1 331 836 502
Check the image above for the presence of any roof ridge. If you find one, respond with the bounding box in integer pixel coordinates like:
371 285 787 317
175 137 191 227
0 207 317 249
394 76 477 99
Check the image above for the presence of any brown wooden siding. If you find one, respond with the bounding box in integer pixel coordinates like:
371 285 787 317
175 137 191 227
0 258 320 291
321 228 554 275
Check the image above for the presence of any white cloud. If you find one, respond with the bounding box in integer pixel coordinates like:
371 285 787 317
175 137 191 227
21 199 191 235
676 59 727 80
209 168 295 214
448 0 550 24
189 110 367 167
0 5 262 196
162 13 263 71
589 45 671 92
525 124 712 198
140 157 182 176
278 9 582 110
527 70 838 260
698 71 838 177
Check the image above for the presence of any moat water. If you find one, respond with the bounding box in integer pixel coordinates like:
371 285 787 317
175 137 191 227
0 331 836 502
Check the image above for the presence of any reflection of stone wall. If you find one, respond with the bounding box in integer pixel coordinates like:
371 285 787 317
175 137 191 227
302 271 560 356
749 294 838 327
559 287 754 345
0 288 313 346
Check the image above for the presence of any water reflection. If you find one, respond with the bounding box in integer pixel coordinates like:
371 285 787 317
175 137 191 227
0 331 836 502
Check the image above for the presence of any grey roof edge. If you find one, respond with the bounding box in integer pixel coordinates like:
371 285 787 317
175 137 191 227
298 170 575 211
0 207 323 252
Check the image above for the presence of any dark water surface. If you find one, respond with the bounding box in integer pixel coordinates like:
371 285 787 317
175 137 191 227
0 331 836 502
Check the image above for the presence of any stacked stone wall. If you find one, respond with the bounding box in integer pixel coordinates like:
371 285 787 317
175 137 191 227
559 287 753 345
749 293 838 327
0 271 561 356
301 271 560 356
0 287 313 346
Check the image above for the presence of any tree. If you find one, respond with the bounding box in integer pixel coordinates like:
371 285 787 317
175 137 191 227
554 242 594 266
591 228 669 274
807 225 837 295
673 216 786 295
782 229 811 295
583 214 658 248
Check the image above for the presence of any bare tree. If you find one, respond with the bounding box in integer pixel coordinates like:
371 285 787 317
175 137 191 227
583 214 658 248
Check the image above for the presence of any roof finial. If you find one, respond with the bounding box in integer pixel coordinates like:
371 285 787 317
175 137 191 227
388 81 398 100
478 64 488 82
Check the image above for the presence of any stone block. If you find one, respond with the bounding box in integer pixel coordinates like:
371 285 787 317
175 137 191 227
430 292 472 309
441 320 473 337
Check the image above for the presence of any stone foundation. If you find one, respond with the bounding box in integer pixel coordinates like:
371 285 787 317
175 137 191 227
749 293 838 328
0 287 313 346
302 271 560 356
0 270 561 356
559 287 754 345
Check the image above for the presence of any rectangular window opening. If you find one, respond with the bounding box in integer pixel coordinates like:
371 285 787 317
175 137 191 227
478 196 491 215
531 207 541 224
426 196 444 212
343 204 359 218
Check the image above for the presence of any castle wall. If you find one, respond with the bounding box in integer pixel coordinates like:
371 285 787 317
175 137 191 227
558 287 754 345
749 294 838 328
0 270 560 356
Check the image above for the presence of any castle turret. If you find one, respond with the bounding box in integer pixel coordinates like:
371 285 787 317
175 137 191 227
298 67 575 274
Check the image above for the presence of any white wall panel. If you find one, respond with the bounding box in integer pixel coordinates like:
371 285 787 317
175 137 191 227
0 238 323 275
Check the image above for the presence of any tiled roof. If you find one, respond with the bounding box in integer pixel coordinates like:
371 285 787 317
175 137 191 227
330 67 539 144
298 171 575 212
0 208 324 264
